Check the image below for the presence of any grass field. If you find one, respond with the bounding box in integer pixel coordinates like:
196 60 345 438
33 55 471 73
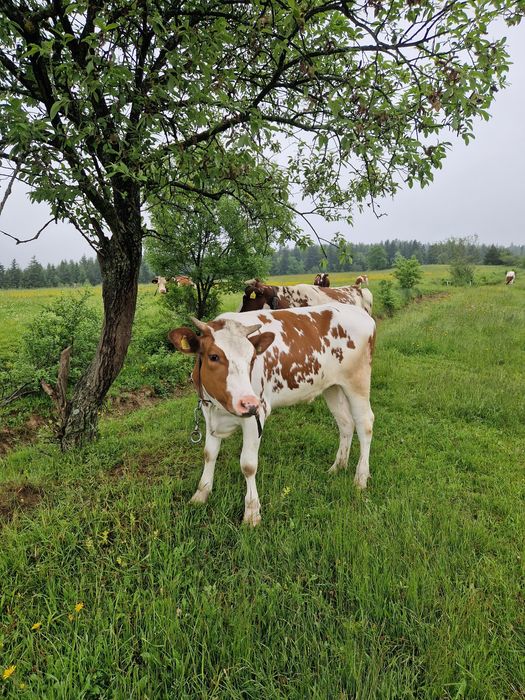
0 271 524 698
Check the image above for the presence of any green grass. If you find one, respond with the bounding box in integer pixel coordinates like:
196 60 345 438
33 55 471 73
0 279 524 698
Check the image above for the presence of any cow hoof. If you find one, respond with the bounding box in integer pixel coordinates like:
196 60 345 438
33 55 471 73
353 476 368 490
328 463 345 474
190 489 209 504
243 512 261 527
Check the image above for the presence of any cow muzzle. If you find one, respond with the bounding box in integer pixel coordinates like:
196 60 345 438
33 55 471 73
236 395 260 417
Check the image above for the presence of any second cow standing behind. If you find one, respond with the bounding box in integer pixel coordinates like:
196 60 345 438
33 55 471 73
240 278 373 315
169 303 376 526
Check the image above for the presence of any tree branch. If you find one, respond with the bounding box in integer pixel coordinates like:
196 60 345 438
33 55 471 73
0 217 55 245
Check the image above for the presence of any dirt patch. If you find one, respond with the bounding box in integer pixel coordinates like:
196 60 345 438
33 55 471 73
107 450 170 481
103 387 160 417
0 414 48 456
104 385 193 418
413 291 450 304
0 483 44 525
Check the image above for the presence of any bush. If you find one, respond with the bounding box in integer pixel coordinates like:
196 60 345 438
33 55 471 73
393 254 422 289
22 290 102 386
377 280 396 317
116 347 193 396
449 261 475 286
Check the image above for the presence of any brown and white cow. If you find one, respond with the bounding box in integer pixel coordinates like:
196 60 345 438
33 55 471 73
240 279 373 315
174 274 195 287
152 275 195 294
314 273 330 287
354 275 369 287
505 270 516 285
169 303 375 525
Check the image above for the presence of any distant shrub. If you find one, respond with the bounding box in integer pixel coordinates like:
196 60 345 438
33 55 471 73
377 280 396 317
393 254 422 289
449 261 475 286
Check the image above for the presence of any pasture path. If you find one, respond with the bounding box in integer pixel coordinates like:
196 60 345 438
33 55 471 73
0 284 524 698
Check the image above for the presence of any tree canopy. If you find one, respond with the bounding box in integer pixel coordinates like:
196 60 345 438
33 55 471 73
1 0 523 248
146 195 292 317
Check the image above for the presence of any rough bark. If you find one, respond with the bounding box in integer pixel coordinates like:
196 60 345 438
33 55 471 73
59 210 143 450
41 345 71 424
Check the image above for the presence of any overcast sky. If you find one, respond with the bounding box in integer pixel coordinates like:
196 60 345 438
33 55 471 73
1 22 524 267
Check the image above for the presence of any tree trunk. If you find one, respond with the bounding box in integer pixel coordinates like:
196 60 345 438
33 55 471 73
59 220 142 450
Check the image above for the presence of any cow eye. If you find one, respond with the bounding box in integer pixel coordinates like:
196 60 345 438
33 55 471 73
209 354 220 363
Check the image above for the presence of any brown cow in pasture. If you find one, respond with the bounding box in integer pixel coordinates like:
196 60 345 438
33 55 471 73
314 273 330 287
169 303 376 525
240 279 373 315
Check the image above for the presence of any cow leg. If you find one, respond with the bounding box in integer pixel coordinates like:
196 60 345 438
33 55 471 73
341 382 374 490
323 385 355 473
190 431 221 504
240 419 262 526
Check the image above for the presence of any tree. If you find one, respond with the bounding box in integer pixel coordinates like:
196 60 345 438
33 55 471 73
22 256 46 287
147 196 291 319
305 245 322 273
279 249 291 276
368 245 389 270
0 1 521 447
5 259 21 288
484 245 504 265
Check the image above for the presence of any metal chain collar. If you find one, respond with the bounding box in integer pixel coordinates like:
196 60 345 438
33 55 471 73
190 399 203 444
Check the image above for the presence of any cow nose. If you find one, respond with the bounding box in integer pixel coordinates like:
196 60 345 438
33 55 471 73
160 288 167 294
237 396 260 416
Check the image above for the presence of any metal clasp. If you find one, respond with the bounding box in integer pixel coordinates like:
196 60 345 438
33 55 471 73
190 399 203 444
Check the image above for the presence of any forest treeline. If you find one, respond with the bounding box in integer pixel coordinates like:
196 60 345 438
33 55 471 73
1 240 523 289
0 256 154 289
270 239 525 275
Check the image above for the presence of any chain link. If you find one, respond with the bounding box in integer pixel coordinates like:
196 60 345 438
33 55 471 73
190 399 203 444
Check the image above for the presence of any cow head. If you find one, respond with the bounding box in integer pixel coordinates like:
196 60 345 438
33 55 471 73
169 318 275 417
152 276 168 294
240 281 281 312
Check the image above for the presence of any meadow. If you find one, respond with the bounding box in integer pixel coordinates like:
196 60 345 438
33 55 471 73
0 268 524 698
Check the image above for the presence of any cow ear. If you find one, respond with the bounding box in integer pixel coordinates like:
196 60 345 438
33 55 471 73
249 332 275 355
245 285 261 298
151 277 158 283
168 327 200 354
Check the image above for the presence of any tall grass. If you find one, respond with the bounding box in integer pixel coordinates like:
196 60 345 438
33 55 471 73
0 282 524 698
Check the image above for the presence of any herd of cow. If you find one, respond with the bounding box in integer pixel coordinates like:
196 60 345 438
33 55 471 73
158 269 516 525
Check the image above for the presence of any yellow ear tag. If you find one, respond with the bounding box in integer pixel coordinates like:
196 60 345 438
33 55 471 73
250 291 256 299
180 337 190 350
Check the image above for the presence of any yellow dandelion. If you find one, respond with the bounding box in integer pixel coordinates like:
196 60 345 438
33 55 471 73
2 665 16 680
31 622 42 631
74 602 84 613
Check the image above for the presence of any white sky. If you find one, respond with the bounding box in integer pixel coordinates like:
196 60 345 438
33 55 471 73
1 21 524 267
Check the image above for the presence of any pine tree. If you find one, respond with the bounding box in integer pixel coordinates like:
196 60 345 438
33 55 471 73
23 257 46 288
